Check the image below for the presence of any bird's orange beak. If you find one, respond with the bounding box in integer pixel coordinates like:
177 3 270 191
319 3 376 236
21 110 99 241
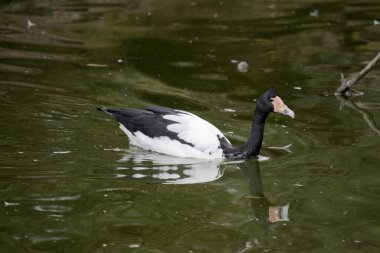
271 96 295 118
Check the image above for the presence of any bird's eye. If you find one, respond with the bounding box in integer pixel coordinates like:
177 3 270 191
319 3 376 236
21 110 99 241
269 98 274 102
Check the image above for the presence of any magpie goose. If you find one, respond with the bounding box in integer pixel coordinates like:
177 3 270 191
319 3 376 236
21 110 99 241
98 88 294 159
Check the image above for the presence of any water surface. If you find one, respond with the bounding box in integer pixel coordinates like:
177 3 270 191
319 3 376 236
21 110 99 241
1 0 380 252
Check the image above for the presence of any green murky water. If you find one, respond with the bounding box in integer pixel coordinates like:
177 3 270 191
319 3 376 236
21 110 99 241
1 0 380 252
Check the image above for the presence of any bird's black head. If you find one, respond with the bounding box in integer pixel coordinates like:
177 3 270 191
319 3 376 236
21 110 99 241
256 88 295 118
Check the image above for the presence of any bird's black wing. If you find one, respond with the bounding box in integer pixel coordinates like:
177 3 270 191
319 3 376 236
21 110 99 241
97 106 194 146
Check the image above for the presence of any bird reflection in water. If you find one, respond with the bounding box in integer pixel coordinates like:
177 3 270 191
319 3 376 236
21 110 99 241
116 149 289 222
239 159 289 223
116 149 226 184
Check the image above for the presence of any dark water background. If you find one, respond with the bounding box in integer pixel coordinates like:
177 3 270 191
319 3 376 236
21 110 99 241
1 0 380 252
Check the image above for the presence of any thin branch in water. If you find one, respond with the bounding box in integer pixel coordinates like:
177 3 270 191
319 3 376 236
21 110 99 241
336 96 380 136
267 143 293 153
355 102 380 110
336 52 380 96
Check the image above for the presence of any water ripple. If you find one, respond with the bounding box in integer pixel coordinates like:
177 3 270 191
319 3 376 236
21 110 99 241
33 205 73 213
35 195 81 201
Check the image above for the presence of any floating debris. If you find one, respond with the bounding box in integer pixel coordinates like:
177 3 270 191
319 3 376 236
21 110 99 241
293 86 302 90
237 61 249 73
230 59 238 64
27 20 36 29
117 59 123 63
374 20 380 25
309 9 319 18
222 108 236 113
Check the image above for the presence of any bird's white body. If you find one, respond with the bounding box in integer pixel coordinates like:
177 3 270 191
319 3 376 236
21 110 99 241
119 110 230 159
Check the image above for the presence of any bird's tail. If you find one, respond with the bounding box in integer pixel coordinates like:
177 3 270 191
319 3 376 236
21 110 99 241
97 107 115 117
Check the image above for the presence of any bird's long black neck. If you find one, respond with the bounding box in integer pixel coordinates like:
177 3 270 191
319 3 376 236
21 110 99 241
224 109 269 159
243 110 268 156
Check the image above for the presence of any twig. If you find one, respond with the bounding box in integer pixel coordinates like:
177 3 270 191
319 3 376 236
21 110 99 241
336 96 380 136
336 52 380 96
267 143 293 153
